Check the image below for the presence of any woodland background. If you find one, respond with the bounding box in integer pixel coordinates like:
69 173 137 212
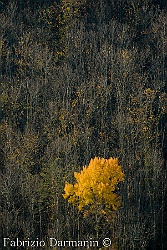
0 0 167 249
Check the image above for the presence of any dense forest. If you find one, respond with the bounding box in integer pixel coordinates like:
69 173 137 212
0 0 167 249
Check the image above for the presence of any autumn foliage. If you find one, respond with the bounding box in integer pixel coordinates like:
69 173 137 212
0 0 166 248
63 157 125 214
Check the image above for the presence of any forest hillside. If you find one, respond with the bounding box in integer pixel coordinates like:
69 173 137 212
0 0 167 249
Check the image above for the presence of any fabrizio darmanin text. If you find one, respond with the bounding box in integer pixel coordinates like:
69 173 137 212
3 238 102 248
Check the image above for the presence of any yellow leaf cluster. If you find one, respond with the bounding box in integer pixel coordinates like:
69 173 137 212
63 157 125 214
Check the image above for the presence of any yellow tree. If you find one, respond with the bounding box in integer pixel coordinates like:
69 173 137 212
63 157 125 215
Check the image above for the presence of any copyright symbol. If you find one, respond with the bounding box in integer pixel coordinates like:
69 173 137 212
102 238 112 247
